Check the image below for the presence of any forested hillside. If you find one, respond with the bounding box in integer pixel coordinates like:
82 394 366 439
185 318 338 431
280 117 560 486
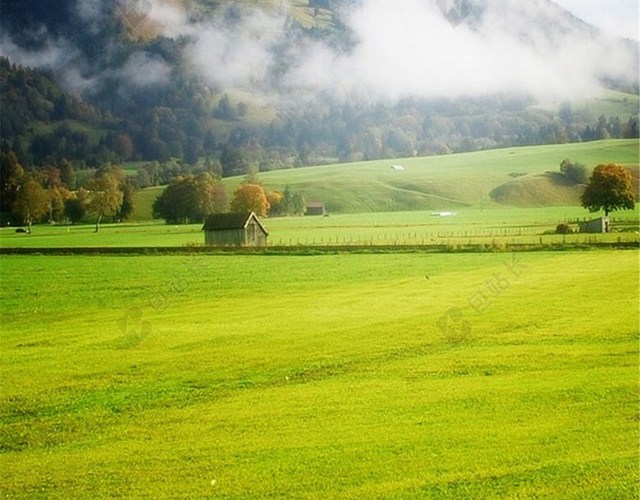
0 0 638 192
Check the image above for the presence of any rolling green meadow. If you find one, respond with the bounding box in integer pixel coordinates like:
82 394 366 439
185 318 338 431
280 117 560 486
1 140 638 249
122 139 640 220
0 251 638 498
1 140 639 498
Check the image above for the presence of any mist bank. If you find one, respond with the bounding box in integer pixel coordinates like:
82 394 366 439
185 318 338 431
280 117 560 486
1 0 638 103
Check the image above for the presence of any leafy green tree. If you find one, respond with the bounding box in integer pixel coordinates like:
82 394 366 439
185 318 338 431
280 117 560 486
230 183 269 216
243 164 260 185
214 94 236 120
64 197 86 224
184 137 201 166
153 174 226 224
282 186 306 216
60 160 76 189
12 176 49 232
196 173 227 216
560 159 588 184
203 157 223 177
0 151 25 214
117 179 136 222
581 164 636 219
220 144 252 177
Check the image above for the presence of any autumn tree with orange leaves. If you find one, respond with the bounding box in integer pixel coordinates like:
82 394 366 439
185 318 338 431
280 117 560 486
230 183 270 216
581 164 636 220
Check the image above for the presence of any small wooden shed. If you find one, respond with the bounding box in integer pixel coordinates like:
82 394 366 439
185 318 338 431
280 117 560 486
579 217 609 234
203 212 268 247
305 202 326 216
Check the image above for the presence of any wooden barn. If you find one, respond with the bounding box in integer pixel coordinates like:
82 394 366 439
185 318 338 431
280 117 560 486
203 212 268 247
305 202 326 216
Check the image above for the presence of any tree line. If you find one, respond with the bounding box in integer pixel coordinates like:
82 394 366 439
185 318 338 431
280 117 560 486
1 148 307 231
2 56 638 187
0 151 135 232
152 173 306 224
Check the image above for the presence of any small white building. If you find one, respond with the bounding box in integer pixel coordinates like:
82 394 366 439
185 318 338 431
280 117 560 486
579 217 609 234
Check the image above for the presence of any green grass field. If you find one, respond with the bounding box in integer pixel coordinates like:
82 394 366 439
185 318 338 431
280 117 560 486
1 251 638 497
125 139 639 222
224 139 640 214
1 139 639 497
3 139 635 250
1 205 638 249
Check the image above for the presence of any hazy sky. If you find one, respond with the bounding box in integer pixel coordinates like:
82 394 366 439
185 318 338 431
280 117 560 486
553 0 639 40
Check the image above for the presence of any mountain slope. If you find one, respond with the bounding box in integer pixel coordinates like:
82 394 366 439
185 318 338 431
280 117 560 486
0 0 637 174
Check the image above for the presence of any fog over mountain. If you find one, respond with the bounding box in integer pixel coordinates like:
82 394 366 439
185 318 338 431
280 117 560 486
1 0 637 103
0 1 637 172
285 0 636 101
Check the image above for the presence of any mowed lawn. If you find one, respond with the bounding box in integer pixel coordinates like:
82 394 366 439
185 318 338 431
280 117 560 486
0 251 638 498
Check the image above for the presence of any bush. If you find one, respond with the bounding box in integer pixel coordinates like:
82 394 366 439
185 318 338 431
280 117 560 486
555 223 573 234
560 159 589 184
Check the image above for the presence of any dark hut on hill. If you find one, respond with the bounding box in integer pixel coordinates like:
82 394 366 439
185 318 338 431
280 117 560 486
203 212 268 247
305 202 326 216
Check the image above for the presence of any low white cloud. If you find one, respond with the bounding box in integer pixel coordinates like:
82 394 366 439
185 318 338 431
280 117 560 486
186 9 286 90
76 0 103 23
282 0 638 103
0 32 78 71
144 0 191 37
119 52 172 87
1 0 637 104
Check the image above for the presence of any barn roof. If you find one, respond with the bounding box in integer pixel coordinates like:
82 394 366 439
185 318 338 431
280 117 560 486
202 212 268 234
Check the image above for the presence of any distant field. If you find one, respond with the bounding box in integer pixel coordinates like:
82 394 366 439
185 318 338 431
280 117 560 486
535 90 640 122
576 90 640 121
1 206 638 249
1 251 637 497
131 185 163 221
234 139 640 214
125 139 640 223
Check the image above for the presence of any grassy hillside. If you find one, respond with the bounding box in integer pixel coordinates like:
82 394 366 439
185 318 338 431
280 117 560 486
491 165 640 208
586 90 640 119
1 251 638 497
490 173 586 207
222 139 640 214
536 90 640 119
132 186 164 221
129 139 638 221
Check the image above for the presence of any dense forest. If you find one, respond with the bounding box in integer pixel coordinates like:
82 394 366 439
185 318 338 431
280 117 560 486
2 55 637 182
